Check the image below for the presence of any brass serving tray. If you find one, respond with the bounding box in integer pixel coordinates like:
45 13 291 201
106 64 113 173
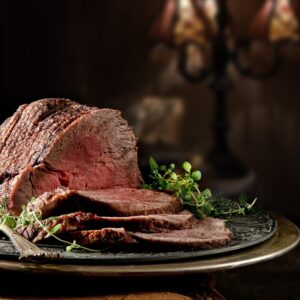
0 212 298 276
0 210 277 264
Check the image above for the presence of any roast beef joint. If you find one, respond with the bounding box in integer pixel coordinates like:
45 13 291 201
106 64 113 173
0 98 233 250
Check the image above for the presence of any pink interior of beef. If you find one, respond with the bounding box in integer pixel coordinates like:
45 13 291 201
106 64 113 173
25 187 183 218
129 218 233 248
78 188 175 202
11 110 141 214
76 189 183 216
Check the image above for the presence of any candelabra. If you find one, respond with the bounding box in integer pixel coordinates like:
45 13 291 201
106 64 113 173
151 0 300 190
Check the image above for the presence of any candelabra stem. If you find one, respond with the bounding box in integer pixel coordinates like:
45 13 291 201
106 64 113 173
205 0 249 179
212 83 229 154
207 80 249 178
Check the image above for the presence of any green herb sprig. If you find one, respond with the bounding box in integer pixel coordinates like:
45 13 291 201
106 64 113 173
208 193 257 218
0 197 98 252
0 197 17 228
143 157 213 218
143 157 256 219
30 209 98 252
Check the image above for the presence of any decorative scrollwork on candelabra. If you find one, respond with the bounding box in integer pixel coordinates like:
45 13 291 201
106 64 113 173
151 0 300 180
152 0 299 81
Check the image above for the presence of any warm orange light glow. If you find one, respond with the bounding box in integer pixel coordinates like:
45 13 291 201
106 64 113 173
270 0 299 41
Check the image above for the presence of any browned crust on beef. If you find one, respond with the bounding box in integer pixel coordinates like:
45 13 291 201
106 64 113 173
76 189 183 216
66 217 232 249
0 99 89 174
26 188 183 218
17 211 233 250
90 211 194 232
0 104 28 160
69 228 138 245
130 218 233 249
0 99 142 214
27 187 76 218
17 210 196 243
17 211 97 243
0 99 94 204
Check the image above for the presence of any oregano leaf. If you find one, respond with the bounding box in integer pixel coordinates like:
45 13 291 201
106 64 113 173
182 161 191 173
48 223 62 235
149 157 158 172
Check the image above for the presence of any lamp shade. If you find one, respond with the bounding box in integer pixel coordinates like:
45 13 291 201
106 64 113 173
250 0 299 42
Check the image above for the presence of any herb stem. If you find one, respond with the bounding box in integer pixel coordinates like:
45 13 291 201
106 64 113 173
144 157 257 219
32 212 99 252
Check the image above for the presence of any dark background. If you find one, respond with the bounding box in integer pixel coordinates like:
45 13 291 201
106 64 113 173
0 1 300 299
2 0 300 219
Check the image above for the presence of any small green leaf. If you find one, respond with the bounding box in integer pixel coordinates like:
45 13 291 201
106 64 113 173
161 180 170 190
66 240 77 252
66 245 73 252
196 194 205 204
141 184 150 189
182 161 192 173
191 170 201 181
4 216 16 229
48 223 62 234
170 163 175 170
202 188 211 198
203 202 213 215
182 193 191 201
1 197 7 207
149 157 158 172
170 173 177 180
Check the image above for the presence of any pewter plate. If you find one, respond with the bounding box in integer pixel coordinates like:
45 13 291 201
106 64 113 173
0 210 277 264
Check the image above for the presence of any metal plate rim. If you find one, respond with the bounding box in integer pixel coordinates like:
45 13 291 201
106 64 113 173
0 213 298 276
0 210 277 264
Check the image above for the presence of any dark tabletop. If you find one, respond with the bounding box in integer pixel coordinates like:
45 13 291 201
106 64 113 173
0 244 298 299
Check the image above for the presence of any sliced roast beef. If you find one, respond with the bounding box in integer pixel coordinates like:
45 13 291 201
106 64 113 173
18 211 94 243
21 212 232 249
18 210 194 243
67 218 232 249
27 187 76 218
76 189 183 216
69 228 137 246
89 210 194 232
130 218 233 249
0 99 142 215
28 188 184 218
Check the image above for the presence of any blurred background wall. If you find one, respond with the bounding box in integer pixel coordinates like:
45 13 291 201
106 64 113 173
1 0 300 220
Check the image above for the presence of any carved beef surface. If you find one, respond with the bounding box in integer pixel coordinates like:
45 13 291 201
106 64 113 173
28 188 184 218
130 218 233 249
18 210 194 243
77 189 183 216
69 228 138 245
27 187 76 218
0 99 142 214
68 218 232 249
18 211 232 249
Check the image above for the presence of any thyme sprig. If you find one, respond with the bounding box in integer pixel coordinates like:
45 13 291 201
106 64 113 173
143 157 256 219
30 210 98 252
0 197 98 252
208 193 257 218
